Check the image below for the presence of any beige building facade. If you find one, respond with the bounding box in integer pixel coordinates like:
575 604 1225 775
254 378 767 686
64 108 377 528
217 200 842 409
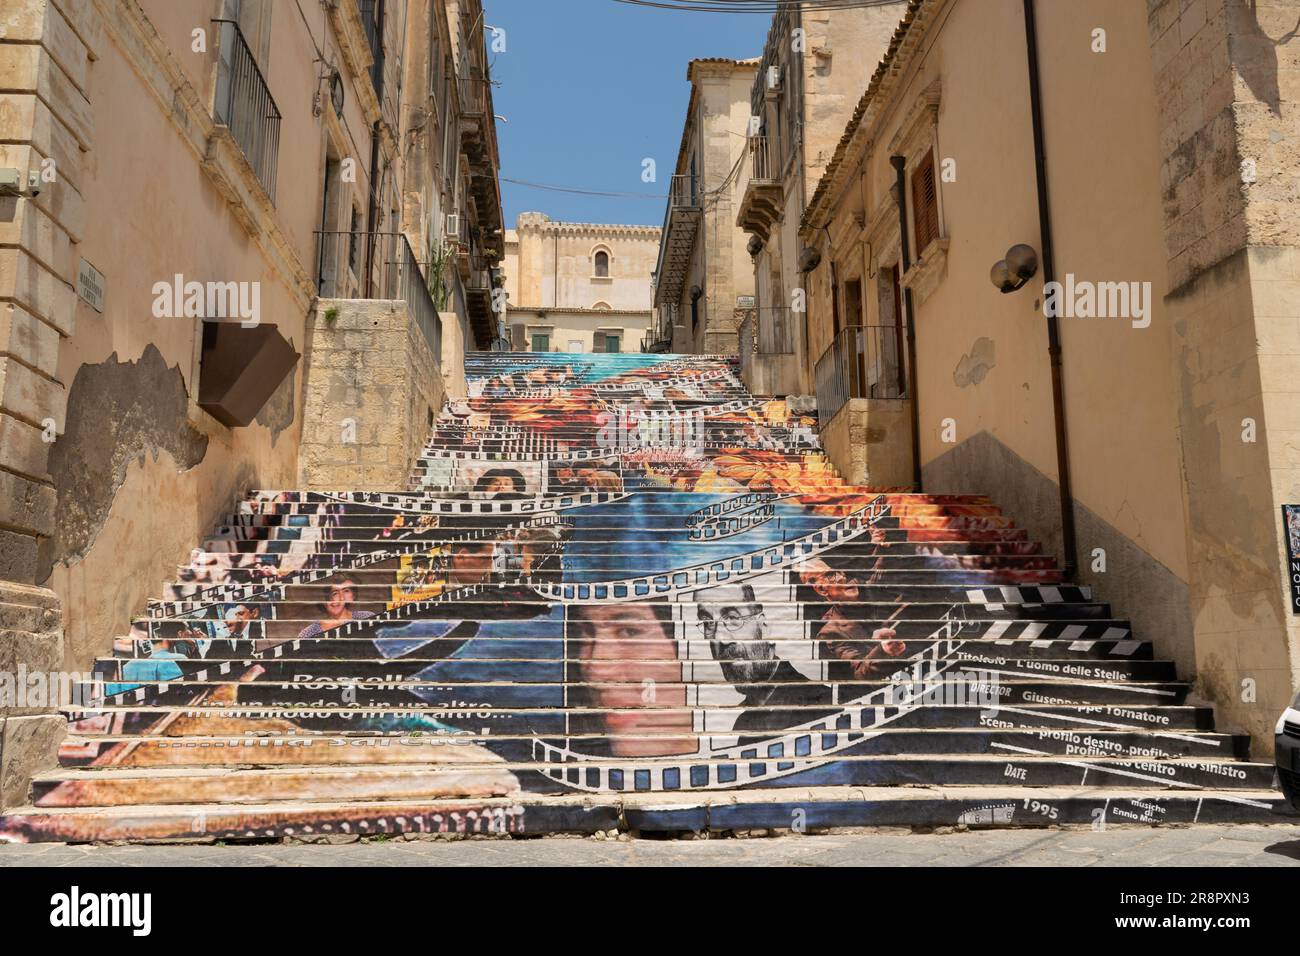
798 0 1300 751
503 213 658 352
652 58 757 355
0 0 503 802
737 0 908 396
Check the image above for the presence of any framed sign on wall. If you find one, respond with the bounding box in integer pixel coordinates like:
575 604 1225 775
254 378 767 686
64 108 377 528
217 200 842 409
1285 505 1300 615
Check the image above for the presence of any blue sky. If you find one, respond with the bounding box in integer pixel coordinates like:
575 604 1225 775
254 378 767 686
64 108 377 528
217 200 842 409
484 0 768 228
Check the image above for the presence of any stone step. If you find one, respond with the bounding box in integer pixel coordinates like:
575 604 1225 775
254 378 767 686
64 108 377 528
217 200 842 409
111 631 1143 662
94 654 1174 682
25 756 1277 808
57 702 1224 732
55 728 1247 767
82 678 1194 710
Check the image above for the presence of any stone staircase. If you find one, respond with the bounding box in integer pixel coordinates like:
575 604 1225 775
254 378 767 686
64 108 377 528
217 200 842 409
0 352 1283 842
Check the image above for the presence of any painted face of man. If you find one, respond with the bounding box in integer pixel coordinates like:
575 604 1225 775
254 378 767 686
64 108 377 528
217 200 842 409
801 559 859 603
450 544 494 585
696 588 777 685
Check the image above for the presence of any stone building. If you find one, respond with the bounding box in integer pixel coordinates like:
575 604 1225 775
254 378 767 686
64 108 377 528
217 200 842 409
503 213 659 353
651 58 757 354
0 0 503 805
736 0 908 396
798 0 1300 751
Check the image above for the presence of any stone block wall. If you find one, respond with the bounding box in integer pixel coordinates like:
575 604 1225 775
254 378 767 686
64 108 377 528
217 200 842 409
297 299 446 490
820 397 914 489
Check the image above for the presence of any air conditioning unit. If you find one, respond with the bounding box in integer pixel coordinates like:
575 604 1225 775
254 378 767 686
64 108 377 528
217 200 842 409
444 212 461 241
766 65 782 91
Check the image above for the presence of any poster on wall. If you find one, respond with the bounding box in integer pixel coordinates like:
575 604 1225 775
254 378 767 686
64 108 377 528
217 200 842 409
1285 505 1300 614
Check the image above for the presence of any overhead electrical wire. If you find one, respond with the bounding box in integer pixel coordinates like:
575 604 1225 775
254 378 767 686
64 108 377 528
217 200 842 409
608 0 909 13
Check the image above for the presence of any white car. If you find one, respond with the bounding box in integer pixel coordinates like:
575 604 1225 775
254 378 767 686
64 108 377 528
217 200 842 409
1278 692 1300 811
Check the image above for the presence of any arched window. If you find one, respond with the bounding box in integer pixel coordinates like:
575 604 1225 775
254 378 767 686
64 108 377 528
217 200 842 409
593 249 610 278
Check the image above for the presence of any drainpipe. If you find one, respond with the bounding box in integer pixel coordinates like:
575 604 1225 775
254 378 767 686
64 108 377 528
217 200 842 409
365 121 381 297
1023 0 1078 578
889 155 923 491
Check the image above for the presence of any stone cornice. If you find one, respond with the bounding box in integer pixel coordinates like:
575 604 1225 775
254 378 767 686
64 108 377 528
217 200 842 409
514 219 661 239
94 0 316 312
886 79 941 164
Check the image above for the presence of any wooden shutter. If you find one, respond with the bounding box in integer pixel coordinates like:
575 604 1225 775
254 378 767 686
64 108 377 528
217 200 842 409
911 149 940 255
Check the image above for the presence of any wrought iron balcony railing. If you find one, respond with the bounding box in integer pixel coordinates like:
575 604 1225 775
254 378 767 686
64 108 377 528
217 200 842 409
315 229 443 366
212 19 281 202
814 324 908 424
748 135 776 183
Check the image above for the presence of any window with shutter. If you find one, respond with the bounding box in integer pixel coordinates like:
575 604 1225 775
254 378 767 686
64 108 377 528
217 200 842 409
911 149 941 255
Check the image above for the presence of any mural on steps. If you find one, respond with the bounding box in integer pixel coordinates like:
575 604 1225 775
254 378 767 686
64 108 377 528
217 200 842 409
0 353 1283 843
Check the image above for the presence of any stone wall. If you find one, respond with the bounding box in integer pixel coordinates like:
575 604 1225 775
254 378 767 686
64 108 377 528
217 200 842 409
0 581 66 811
297 299 446 491
820 397 914 489
1145 0 1300 748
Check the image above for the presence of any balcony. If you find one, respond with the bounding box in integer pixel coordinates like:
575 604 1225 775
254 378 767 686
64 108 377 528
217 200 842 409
737 136 783 244
814 324 908 423
315 229 443 364
652 175 702 311
458 70 504 250
813 324 913 488
464 251 499 347
212 19 281 202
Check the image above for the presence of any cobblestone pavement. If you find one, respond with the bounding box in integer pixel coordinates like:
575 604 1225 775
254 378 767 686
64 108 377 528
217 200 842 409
1 825 1299 866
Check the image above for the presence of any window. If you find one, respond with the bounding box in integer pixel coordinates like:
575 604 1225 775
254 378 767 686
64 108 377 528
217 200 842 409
591 332 620 354
530 332 550 353
593 250 610 278
911 148 941 255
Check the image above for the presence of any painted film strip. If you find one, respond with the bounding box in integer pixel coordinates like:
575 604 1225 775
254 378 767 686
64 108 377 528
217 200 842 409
686 492 783 541
532 613 980 792
152 513 567 617
532 499 888 603
315 489 629 515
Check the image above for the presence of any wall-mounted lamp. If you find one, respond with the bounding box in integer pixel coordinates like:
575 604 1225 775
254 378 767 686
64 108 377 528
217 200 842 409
747 235 763 257
989 243 1039 293
798 246 821 273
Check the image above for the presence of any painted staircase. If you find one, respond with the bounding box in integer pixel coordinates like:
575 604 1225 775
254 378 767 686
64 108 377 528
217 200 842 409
0 352 1284 842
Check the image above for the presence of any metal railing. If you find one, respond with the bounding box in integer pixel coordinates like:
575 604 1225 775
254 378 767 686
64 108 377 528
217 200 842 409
643 304 677 353
212 19 281 202
668 173 698 210
814 324 908 424
748 135 775 182
315 230 442 365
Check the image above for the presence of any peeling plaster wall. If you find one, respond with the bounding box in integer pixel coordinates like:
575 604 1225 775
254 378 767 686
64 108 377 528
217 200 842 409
39 345 208 575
